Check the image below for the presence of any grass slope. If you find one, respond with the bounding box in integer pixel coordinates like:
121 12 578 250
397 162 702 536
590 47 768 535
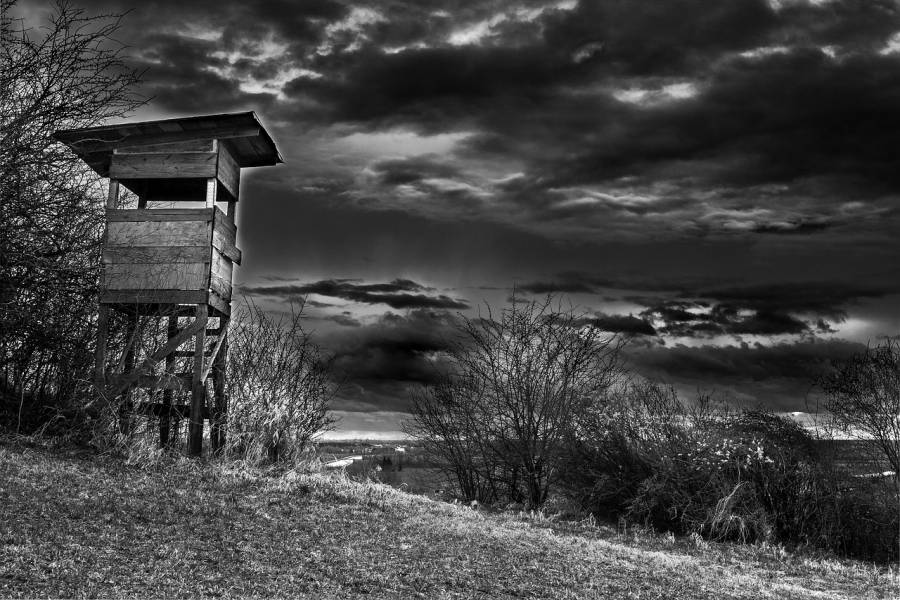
0 437 895 599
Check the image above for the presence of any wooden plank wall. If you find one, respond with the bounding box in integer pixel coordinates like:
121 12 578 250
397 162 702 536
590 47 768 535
103 208 212 295
110 152 218 179
101 207 238 313
107 138 240 203
100 135 241 315
115 139 215 153
217 142 240 201
210 209 236 304
210 250 233 301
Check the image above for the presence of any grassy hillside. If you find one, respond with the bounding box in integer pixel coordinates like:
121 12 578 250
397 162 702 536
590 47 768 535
0 436 895 599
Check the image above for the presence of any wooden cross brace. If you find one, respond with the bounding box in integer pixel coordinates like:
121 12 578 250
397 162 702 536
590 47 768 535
105 315 208 398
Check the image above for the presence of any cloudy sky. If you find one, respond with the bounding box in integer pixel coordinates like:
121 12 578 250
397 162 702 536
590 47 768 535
23 0 900 437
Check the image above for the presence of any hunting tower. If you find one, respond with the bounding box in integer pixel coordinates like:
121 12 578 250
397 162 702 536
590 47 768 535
54 112 282 456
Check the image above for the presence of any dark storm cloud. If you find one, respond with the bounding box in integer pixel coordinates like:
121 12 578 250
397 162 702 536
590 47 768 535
639 300 812 338
286 44 573 131
694 282 900 321
541 0 778 75
327 310 460 411
279 0 900 189
642 301 702 323
723 309 810 336
32 0 899 423
547 271 900 331
304 300 337 309
627 339 867 411
278 0 900 243
774 0 900 50
319 313 363 328
517 280 595 294
78 0 900 238
129 33 277 113
241 278 469 310
60 0 352 118
513 49 900 216
634 280 900 338
109 0 344 48
751 220 833 235
287 0 784 127
370 156 460 186
584 313 657 337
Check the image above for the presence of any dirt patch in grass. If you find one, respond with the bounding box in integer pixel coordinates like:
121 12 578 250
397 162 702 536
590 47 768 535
0 436 895 599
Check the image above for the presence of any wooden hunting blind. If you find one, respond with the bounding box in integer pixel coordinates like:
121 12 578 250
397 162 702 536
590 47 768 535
54 112 282 456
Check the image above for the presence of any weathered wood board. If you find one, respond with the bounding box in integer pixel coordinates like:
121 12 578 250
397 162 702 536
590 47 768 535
100 289 208 305
107 220 209 247
103 246 210 264
207 291 231 316
101 206 237 316
107 208 215 221
104 263 209 291
110 152 218 179
212 210 240 263
212 229 241 264
114 139 215 153
108 142 240 204
217 142 240 200
210 250 233 300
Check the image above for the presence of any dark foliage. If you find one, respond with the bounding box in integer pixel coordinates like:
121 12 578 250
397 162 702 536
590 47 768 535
407 295 623 508
225 300 336 463
0 1 143 429
820 340 900 477
561 382 899 562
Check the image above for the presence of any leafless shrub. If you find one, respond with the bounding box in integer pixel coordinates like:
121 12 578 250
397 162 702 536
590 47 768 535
820 340 900 480
225 299 336 463
408 376 503 503
408 295 624 508
562 380 899 562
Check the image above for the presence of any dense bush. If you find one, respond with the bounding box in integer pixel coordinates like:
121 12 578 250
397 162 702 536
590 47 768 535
0 1 141 429
561 381 899 562
225 300 335 463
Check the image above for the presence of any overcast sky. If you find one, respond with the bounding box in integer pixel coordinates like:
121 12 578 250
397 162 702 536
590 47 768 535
23 0 900 437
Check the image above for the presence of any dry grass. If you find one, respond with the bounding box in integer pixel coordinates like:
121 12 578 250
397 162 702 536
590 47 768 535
0 434 895 599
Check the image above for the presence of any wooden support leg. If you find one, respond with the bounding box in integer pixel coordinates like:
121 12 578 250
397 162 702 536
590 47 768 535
159 316 178 447
188 304 209 457
172 414 182 449
94 305 110 392
119 315 139 435
94 179 117 392
210 321 229 456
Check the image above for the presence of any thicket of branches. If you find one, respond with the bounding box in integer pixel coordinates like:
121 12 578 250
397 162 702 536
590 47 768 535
226 301 336 463
407 294 898 562
408 297 623 508
561 380 899 562
820 340 900 480
0 0 142 427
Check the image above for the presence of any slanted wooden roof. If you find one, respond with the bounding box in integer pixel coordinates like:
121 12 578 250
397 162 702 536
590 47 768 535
53 111 283 176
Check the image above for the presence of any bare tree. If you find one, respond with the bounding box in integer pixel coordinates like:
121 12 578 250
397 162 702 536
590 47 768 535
820 340 900 480
225 300 336 463
409 296 624 508
0 0 142 425
407 376 504 503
